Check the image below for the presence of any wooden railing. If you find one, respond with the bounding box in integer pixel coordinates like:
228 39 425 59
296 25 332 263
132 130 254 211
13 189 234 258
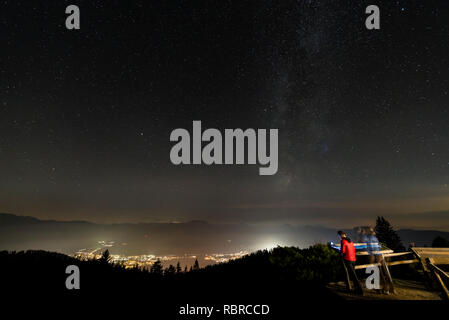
354 251 419 270
332 243 449 298
411 247 449 300
427 257 449 299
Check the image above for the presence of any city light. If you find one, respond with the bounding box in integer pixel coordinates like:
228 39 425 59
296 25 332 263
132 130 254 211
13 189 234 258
73 241 249 269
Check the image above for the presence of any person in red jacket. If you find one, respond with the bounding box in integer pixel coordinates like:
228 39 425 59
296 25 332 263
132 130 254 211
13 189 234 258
338 231 363 295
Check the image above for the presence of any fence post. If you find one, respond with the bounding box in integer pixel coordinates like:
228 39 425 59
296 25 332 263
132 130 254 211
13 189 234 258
381 254 395 294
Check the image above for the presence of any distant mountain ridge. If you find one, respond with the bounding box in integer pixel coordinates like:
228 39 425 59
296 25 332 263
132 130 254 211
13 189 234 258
1 213 448 255
0 212 90 225
0 212 42 225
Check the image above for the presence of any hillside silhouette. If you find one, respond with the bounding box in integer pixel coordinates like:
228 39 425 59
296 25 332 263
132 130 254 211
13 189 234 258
3 240 448 318
1 245 342 303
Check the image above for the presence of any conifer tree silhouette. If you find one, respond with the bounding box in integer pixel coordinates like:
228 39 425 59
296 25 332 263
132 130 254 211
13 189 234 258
375 216 405 251
193 259 200 271
150 259 163 275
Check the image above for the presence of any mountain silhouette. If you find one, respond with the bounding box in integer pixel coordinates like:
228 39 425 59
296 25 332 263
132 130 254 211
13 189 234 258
1 213 448 255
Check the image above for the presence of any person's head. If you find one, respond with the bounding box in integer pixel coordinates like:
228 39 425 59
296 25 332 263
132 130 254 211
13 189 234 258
356 227 364 236
337 230 347 239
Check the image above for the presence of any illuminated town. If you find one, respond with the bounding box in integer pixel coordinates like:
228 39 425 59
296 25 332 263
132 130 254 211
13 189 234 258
72 241 248 269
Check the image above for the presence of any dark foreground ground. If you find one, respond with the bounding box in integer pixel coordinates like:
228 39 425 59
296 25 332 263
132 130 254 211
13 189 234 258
1 246 447 318
328 279 442 300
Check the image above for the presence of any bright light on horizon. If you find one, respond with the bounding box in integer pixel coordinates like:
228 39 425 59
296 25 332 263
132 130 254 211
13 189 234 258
255 237 285 250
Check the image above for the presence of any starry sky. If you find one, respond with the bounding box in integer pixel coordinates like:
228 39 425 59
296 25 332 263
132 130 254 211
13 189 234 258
1 0 449 230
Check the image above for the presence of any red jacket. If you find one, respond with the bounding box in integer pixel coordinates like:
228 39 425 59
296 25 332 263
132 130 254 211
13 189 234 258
341 239 356 261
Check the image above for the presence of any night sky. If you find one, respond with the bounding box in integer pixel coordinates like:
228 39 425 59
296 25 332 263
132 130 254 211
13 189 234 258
1 1 449 230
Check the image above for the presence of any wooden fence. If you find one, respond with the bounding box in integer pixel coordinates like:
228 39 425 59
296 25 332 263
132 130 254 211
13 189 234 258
412 248 449 299
333 244 449 298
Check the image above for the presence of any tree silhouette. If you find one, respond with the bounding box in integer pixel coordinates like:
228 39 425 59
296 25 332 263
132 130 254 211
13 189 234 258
193 259 200 271
176 262 182 273
150 259 163 275
374 216 405 252
165 264 176 275
99 249 112 264
432 236 449 247
184 266 188 273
